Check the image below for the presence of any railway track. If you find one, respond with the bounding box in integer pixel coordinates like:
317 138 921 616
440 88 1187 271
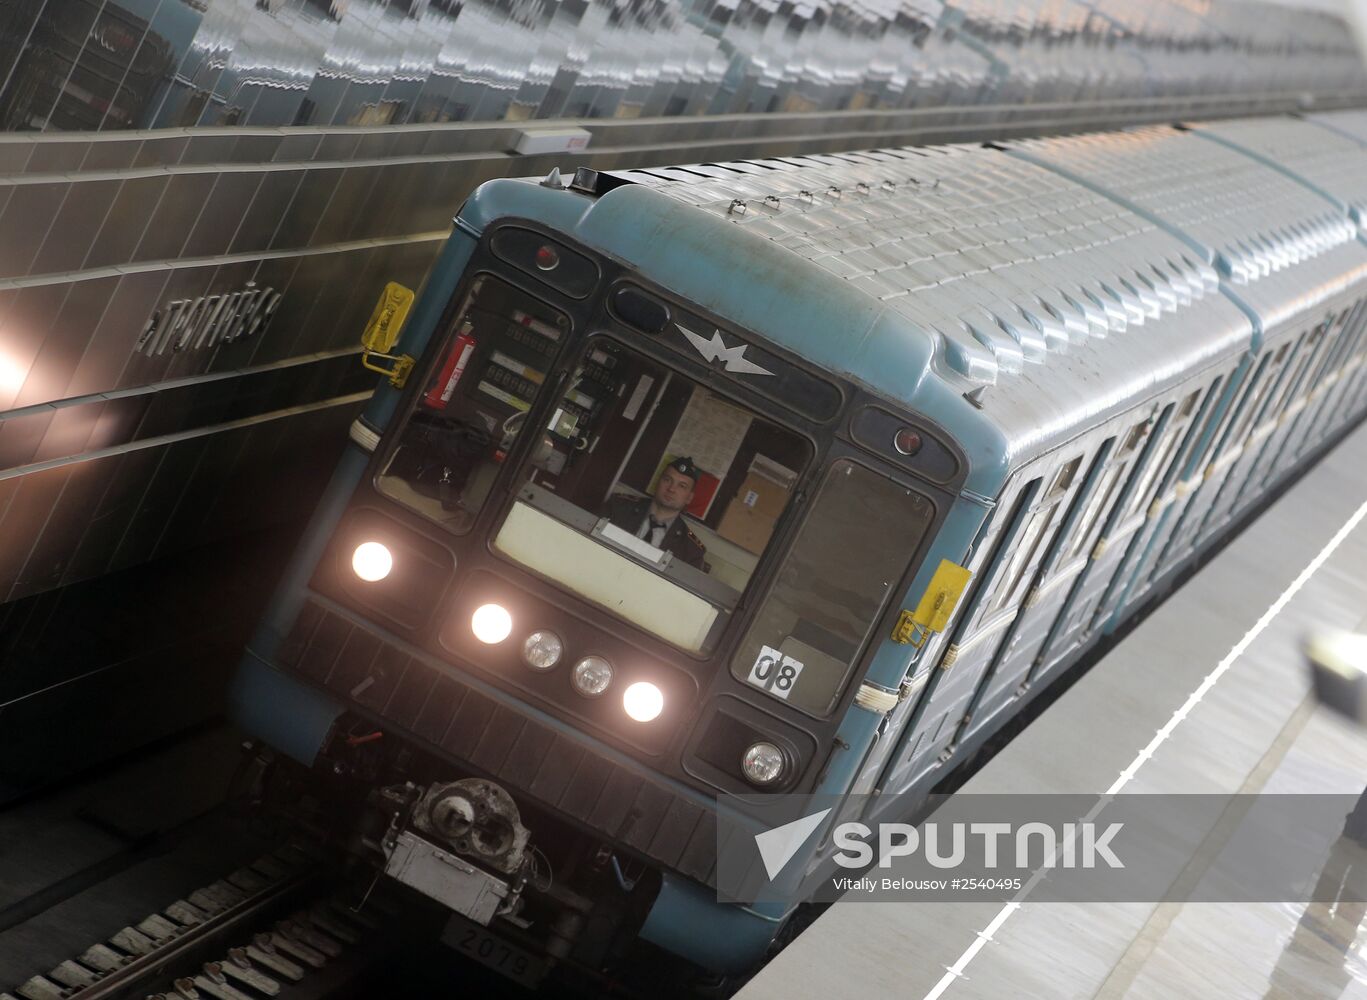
2 845 406 1000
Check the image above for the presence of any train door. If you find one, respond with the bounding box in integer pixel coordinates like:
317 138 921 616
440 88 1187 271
959 434 1128 738
1073 389 1190 630
1029 402 1174 683
874 472 1045 795
879 452 1086 792
1095 371 1227 628
1144 353 1271 582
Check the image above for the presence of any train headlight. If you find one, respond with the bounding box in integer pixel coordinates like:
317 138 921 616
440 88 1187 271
522 630 564 671
571 656 613 697
623 681 664 722
471 603 513 644
351 541 393 582
741 742 786 786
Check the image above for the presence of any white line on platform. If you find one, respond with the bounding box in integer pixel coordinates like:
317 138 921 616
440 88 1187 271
921 491 1367 1000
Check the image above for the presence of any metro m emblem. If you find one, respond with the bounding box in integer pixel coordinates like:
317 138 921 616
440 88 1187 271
677 325 774 376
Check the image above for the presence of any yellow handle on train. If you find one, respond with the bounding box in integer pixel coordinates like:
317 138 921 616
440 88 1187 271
360 281 417 387
892 559 973 648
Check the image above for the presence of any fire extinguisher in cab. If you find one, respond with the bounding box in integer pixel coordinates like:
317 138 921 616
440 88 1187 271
424 321 477 409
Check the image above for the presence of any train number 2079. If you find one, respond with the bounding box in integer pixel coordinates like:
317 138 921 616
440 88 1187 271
442 914 548 987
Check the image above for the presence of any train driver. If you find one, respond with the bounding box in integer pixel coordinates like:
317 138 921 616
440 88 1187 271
602 457 708 570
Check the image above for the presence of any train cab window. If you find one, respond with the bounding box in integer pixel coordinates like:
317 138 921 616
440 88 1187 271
492 336 812 653
377 276 568 533
728 461 934 716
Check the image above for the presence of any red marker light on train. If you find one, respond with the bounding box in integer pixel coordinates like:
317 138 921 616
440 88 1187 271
894 428 922 456
535 245 560 271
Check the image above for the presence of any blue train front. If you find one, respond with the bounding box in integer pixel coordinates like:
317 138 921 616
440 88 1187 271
229 163 982 980
229 116 1367 986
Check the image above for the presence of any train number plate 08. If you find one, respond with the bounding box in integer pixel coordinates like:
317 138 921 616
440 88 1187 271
441 913 548 988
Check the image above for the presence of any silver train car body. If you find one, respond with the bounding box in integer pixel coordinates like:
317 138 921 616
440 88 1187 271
235 111 1367 975
593 114 1367 814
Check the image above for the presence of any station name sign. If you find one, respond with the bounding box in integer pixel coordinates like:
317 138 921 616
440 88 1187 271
135 281 282 356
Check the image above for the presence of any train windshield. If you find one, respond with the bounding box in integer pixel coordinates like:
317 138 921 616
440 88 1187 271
493 335 812 653
730 462 934 715
377 276 568 533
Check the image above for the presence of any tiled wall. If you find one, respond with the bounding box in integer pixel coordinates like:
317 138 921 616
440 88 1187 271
0 0 1362 613
2 0 1361 134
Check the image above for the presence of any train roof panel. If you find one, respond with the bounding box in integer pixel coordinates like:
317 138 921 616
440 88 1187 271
1311 109 1367 146
1005 125 1367 335
1189 117 1367 238
601 143 1241 391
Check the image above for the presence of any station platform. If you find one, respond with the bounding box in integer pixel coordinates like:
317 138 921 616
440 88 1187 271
739 420 1367 1000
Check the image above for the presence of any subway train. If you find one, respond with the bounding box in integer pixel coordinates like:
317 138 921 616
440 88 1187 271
230 110 1367 985
5 0 1367 804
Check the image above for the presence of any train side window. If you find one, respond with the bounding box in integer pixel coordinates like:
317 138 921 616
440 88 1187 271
986 456 1080 614
1340 302 1367 370
1232 353 1283 444
1118 389 1198 523
1210 355 1273 461
1303 311 1356 392
1172 375 1228 483
1255 332 1310 427
1061 418 1150 563
1344 307 1367 369
1268 328 1322 418
1314 306 1351 380
1201 376 1246 465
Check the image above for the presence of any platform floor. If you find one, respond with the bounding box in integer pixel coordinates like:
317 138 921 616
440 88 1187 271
740 420 1367 1000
